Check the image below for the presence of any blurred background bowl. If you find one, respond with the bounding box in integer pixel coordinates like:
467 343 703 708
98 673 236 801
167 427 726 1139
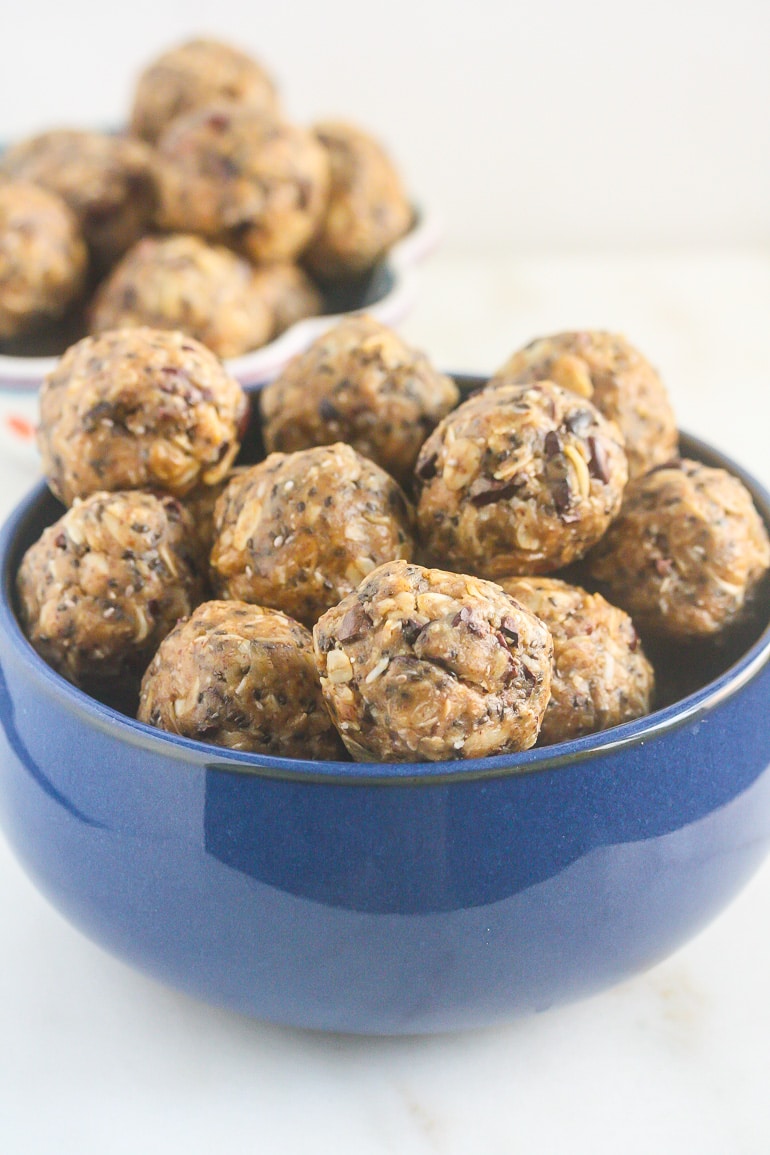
0 207 441 467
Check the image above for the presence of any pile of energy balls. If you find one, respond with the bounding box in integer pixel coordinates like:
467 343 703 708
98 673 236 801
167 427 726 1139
16 320 770 763
0 38 413 356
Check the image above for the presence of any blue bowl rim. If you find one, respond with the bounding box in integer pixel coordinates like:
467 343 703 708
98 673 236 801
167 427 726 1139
2 429 770 787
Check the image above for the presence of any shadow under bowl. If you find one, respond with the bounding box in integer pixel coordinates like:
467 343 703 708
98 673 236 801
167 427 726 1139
0 400 769 1035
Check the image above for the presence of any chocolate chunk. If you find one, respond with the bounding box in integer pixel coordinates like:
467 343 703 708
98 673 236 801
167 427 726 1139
468 478 522 507
337 604 372 642
495 645 519 684
401 618 425 645
207 113 231 132
551 476 572 514
416 452 437 481
566 409 593 436
82 400 114 431
544 430 561 457
541 394 556 420
318 398 339 421
452 606 485 635
647 458 684 476
587 436 611 483
500 616 520 646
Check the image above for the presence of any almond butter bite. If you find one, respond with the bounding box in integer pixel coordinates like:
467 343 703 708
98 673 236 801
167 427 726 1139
130 37 279 144
0 181 87 340
17 490 203 686
0 129 158 271
499 576 654 745
587 459 770 638
303 120 412 279
38 327 248 504
138 600 344 759
260 315 459 487
89 234 274 358
210 443 415 626
155 104 329 265
495 330 677 479
415 380 628 578
313 559 553 762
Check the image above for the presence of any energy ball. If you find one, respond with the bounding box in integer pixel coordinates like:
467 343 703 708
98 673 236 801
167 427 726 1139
88 234 273 358
0 129 158 270
130 37 279 145
138 600 343 759
495 331 677 478
415 380 628 578
17 490 203 685
587 458 770 638
499 576 654 745
156 104 330 265
260 315 459 486
313 559 553 762
180 465 249 565
250 262 322 336
210 443 415 626
38 327 248 505
0 181 87 340
303 121 412 280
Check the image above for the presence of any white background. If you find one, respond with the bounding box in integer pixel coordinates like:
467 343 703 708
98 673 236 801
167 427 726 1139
0 0 769 249
2 4 770 1153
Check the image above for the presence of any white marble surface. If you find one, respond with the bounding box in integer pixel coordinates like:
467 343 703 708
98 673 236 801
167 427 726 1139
2 248 770 1153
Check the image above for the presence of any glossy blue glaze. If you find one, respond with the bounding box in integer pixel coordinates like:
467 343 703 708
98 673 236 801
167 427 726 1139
1 432 770 1034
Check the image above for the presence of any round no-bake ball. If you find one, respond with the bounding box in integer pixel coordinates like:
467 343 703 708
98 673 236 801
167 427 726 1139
0 129 158 270
415 380 628 578
210 443 415 626
38 327 248 504
156 104 329 264
181 465 250 566
499 576 654 745
138 600 343 759
249 262 322 336
313 559 553 762
587 458 770 638
260 315 459 486
0 181 87 340
495 331 677 479
130 37 279 145
17 490 203 685
303 121 412 280
88 234 274 358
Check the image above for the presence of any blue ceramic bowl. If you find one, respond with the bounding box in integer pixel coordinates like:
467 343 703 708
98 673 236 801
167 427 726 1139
1 401 769 1035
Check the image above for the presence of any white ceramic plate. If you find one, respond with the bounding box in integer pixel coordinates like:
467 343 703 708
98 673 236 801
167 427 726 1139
0 209 441 468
